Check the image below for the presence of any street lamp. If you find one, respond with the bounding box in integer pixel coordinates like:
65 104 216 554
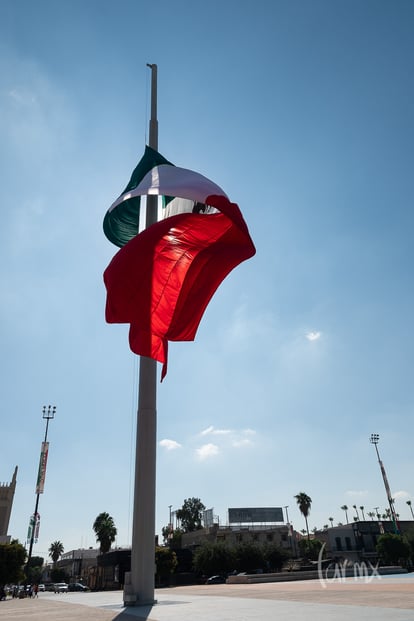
27 406 56 566
369 433 398 533
283 505 296 556
168 505 173 542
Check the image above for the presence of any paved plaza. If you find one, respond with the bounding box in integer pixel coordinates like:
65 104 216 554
1 574 414 621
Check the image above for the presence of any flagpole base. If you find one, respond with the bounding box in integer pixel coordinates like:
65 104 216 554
124 598 157 607
123 572 157 607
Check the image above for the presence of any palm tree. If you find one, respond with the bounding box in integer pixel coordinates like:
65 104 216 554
49 541 64 567
295 492 312 542
352 504 360 520
340 505 349 524
329 517 334 528
359 506 366 521
367 511 375 520
93 512 117 554
407 500 414 520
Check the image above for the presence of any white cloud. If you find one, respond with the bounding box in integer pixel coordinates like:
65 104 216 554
394 490 410 500
345 490 369 497
232 438 253 448
306 331 321 341
8 87 37 106
159 439 182 451
195 443 219 460
232 429 256 448
200 425 232 436
243 428 256 436
198 427 256 451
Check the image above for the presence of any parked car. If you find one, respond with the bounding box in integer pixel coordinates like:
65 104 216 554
68 583 90 592
54 582 69 593
38 584 45 592
206 575 226 584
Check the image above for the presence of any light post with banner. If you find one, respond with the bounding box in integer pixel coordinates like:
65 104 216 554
370 433 399 534
26 405 56 566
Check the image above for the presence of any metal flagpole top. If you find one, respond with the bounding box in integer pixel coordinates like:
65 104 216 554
147 63 158 152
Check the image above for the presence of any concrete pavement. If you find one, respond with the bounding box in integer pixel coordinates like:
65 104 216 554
1 573 414 621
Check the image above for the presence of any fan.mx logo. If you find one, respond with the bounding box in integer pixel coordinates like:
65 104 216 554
317 543 381 588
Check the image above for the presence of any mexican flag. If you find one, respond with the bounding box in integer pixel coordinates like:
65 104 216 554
103 146 256 380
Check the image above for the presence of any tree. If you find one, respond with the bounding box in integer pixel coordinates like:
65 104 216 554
50 568 70 582
155 546 177 586
162 525 173 544
403 526 414 562
25 555 44 584
93 512 117 554
175 498 205 533
168 527 183 549
234 542 264 573
298 538 324 561
329 517 334 528
295 492 312 542
0 540 26 585
341 505 349 524
352 505 360 520
264 543 289 572
376 533 410 565
360 506 366 520
193 542 236 576
49 541 64 566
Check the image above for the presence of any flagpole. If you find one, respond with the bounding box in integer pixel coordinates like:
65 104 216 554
124 63 158 606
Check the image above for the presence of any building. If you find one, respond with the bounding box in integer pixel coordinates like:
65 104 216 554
323 520 414 563
0 466 17 544
54 548 100 584
95 548 131 590
180 522 294 553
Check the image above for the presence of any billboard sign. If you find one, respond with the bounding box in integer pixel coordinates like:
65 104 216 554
228 507 284 524
36 441 49 494
203 508 214 528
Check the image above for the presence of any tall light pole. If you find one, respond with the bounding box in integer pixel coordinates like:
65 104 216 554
407 500 414 520
27 405 56 567
370 434 399 534
283 505 296 556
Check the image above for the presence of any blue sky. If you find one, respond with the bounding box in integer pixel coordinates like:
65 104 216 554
1 0 414 559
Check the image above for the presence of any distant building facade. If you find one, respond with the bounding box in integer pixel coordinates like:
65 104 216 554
319 520 414 562
180 523 294 552
0 466 18 543
55 547 100 583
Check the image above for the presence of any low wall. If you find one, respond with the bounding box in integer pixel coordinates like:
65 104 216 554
227 566 407 584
